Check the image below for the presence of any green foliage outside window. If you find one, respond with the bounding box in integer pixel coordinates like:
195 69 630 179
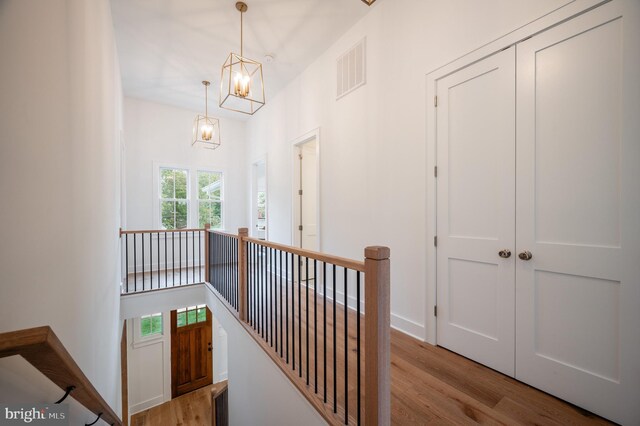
140 313 162 337
177 305 207 327
198 171 222 229
160 168 188 230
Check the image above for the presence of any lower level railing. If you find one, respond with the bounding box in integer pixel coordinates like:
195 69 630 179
207 228 390 426
119 227 206 294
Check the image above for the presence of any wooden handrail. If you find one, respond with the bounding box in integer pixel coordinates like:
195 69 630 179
0 326 122 426
242 236 366 272
120 227 205 235
206 229 240 239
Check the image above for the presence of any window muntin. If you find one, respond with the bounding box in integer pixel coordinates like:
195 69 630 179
160 168 189 230
176 304 207 327
140 313 163 337
198 171 223 229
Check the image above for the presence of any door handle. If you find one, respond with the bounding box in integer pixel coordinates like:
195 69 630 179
208 342 212 352
518 250 533 261
498 249 511 259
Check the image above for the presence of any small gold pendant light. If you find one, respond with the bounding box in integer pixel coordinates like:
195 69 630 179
192 80 221 149
219 2 265 115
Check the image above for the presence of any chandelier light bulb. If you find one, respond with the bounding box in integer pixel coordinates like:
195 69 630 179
234 71 251 98
201 124 213 141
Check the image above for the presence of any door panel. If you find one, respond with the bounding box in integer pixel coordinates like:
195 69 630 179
171 307 213 398
515 2 640 424
436 46 516 376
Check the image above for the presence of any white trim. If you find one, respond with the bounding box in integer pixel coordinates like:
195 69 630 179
152 161 226 231
290 128 321 251
424 0 608 345
391 313 426 342
250 156 268 240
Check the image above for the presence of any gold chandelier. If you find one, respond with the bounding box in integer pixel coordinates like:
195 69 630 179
219 2 265 115
193 80 221 149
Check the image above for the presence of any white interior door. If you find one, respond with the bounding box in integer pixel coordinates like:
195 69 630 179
515 2 640 424
436 46 516 376
300 141 318 251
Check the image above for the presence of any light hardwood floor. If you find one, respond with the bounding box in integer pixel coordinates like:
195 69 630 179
129 269 612 425
130 384 215 426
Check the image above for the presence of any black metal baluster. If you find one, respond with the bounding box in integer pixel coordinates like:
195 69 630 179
298 254 302 378
344 267 349 424
192 230 195 284
172 232 175 286
260 245 264 339
280 249 283 358
133 234 137 292
333 264 337 413
314 259 318 393
291 252 295 370
199 231 202 283
125 234 129 293
179 231 182 284
165 233 167 287
271 248 278 352
286 250 289 364
142 232 145 290
270 247 274 347
306 256 309 385
323 261 327 403
157 232 160 289
250 243 253 327
356 271 361 426
149 232 152 289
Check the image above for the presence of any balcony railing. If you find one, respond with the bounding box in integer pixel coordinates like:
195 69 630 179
119 227 207 294
207 227 390 426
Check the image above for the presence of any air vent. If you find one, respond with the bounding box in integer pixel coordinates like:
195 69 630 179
336 37 366 100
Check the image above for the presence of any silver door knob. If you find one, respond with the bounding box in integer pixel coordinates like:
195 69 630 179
518 251 532 261
498 249 511 258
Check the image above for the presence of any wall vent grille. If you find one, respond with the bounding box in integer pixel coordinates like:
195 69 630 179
336 37 366 100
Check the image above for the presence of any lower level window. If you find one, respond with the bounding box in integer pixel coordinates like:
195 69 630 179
177 304 207 327
140 313 163 337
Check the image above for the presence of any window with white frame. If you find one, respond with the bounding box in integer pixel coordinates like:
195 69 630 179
160 167 189 230
156 165 224 230
198 170 223 229
140 312 163 337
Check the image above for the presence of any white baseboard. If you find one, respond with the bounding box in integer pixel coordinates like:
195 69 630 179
130 394 165 414
391 313 426 341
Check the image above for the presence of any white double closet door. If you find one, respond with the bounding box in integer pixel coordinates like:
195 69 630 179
435 2 639 424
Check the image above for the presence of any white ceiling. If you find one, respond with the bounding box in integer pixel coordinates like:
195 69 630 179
110 0 373 120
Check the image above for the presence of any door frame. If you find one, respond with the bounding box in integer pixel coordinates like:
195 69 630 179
290 128 321 251
250 156 268 240
424 0 608 345
170 306 213 398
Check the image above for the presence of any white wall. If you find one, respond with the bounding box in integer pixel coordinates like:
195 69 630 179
123 97 247 233
244 0 577 341
205 285 327 426
0 0 123 424
126 314 171 414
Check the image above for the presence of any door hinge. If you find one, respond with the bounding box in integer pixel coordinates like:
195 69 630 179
434 166 438 177
434 236 437 247
434 96 438 107
298 225 303 231
298 189 303 195
434 305 438 317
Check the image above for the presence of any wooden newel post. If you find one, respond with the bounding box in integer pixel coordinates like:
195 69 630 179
238 227 249 322
204 223 211 283
364 246 391 426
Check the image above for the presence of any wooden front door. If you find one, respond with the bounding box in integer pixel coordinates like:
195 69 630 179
171 305 213 398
